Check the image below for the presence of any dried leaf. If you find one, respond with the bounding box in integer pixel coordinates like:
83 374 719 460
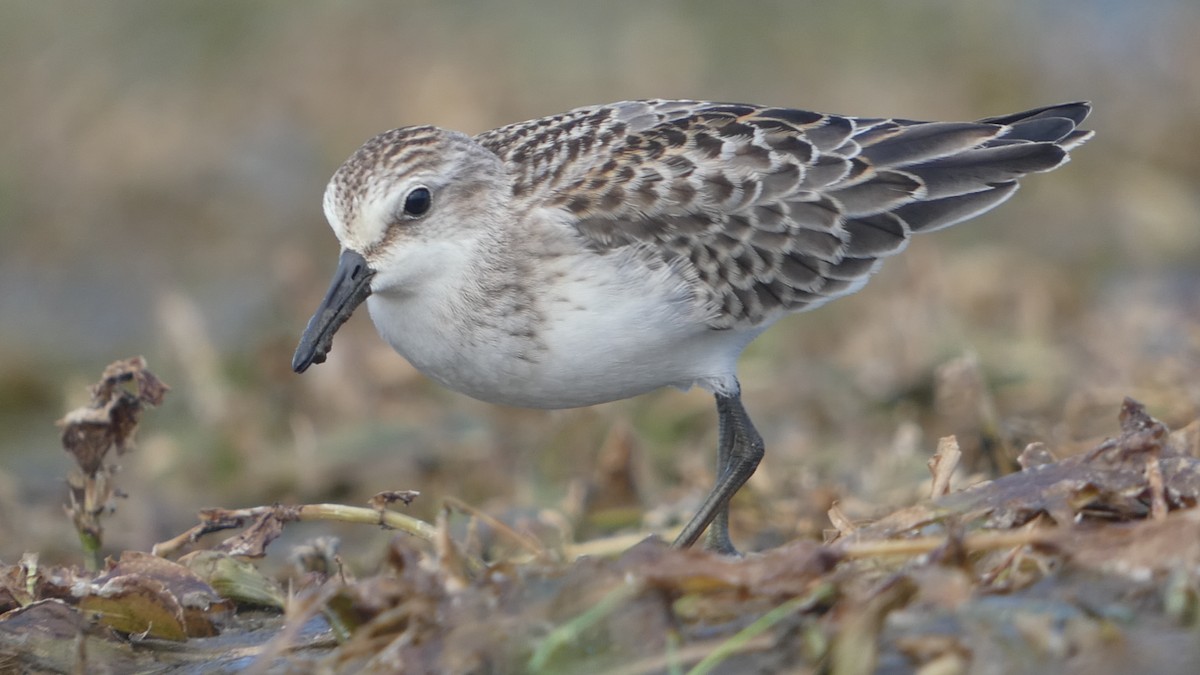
622 539 840 597
83 551 232 639
854 399 1200 539
181 550 286 609
79 575 189 641
214 510 287 558
1061 507 1200 580
928 436 961 498
57 356 170 474
367 490 421 511
56 358 169 562
0 599 140 672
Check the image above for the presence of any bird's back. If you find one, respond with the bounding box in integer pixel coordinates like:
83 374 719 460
476 100 1093 330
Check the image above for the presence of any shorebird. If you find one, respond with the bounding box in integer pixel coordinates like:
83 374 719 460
293 99 1092 553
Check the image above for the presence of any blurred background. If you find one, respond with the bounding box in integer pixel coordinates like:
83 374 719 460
1 0 1197 566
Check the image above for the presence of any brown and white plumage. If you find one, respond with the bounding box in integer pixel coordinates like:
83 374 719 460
475 99 1092 328
295 99 1093 552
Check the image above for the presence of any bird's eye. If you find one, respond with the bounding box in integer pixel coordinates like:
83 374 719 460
403 187 432 217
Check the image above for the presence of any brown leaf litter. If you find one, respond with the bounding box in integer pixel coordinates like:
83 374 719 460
4 360 1200 673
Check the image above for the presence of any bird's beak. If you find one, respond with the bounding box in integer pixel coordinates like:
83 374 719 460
292 248 376 373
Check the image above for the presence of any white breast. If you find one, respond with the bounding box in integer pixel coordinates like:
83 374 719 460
366 247 755 409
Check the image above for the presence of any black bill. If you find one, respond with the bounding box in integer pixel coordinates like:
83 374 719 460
292 248 376 373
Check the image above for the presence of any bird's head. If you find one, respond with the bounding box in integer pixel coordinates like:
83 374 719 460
292 126 510 373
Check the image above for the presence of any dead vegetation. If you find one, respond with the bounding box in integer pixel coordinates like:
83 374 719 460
2 361 1200 673
57 357 169 572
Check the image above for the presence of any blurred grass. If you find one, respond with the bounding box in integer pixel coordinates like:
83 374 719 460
0 0 1198 565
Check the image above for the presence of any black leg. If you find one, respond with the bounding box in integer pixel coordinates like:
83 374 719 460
704 395 737 553
672 388 764 554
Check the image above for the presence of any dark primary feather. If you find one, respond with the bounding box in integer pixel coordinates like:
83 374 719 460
476 100 1093 329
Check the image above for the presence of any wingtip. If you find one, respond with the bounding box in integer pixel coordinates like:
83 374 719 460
1054 101 1093 125
978 101 1094 128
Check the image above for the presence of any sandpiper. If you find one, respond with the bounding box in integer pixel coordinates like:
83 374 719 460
293 99 1092 553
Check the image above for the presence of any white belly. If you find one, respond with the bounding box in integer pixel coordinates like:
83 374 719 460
366 250 758 409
